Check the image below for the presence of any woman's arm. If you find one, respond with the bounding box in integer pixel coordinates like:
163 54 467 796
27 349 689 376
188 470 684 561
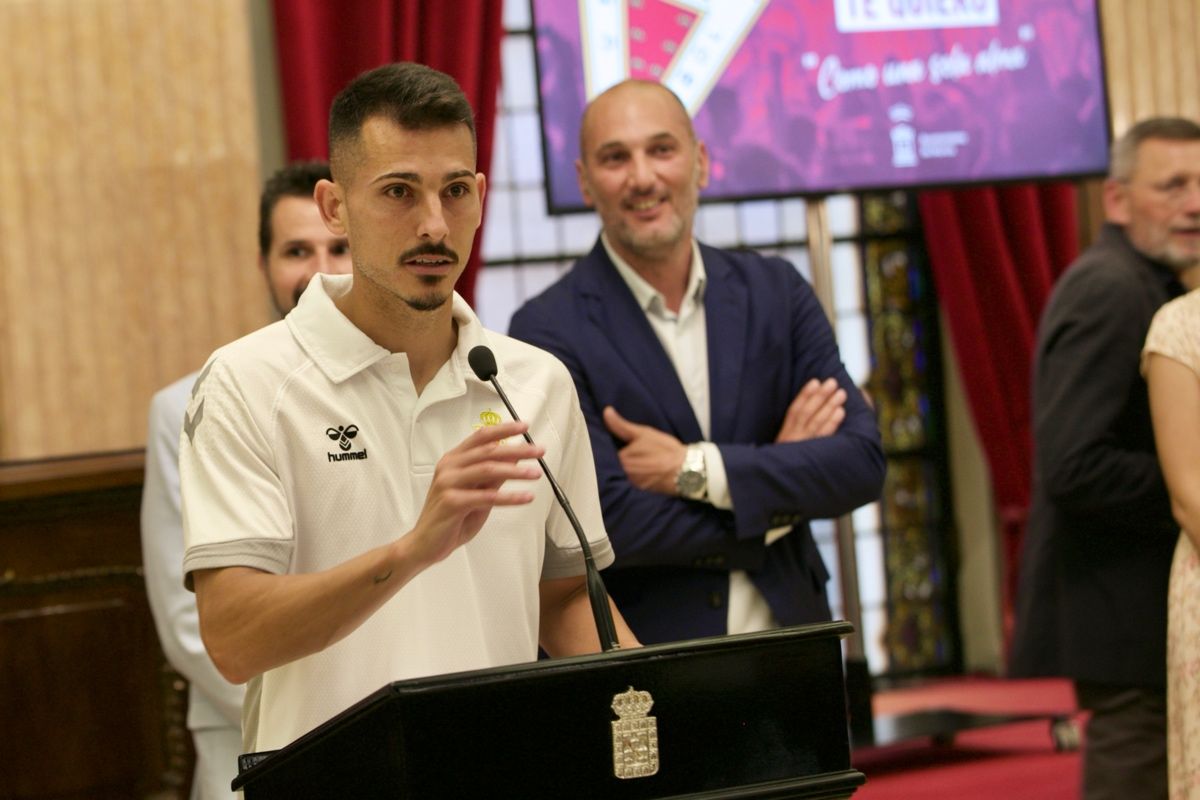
1148 353 1200 548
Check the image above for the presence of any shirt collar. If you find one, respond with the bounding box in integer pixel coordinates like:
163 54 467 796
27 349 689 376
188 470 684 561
601 233 706 316
287 273 488 384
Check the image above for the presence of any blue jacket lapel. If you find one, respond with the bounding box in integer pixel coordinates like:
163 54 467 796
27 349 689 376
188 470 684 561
701 245 748 441
577 241 703 442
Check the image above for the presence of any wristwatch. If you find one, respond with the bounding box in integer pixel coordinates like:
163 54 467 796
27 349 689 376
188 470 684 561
675 444 708 500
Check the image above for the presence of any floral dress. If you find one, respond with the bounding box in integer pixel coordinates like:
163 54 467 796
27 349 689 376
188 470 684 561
1143 288 1200 799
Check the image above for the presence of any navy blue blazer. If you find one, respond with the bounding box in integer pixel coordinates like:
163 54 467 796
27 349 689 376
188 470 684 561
509 239 885 644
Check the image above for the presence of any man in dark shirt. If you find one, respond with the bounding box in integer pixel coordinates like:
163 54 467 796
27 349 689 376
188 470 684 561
1011 116 1200 800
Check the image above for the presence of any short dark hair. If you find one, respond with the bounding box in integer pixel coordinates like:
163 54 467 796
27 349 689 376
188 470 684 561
327 62 476 180
258 160 331 257
1109 116 1200 181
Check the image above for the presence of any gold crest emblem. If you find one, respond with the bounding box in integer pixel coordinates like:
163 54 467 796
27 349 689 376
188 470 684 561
472 409 503 430
611 686 659 779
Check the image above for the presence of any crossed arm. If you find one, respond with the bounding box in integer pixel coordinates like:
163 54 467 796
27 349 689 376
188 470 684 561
509 274 884 568
602 377 848 496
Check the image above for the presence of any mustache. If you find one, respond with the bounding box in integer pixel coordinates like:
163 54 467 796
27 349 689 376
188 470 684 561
398 243 459 264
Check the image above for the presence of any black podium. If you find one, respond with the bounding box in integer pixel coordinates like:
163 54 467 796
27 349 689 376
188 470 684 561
232 622 864 799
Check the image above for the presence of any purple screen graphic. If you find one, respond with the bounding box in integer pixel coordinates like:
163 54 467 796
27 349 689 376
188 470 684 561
532 0 1110 212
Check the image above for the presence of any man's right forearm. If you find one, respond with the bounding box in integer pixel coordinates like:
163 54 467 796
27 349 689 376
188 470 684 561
194 536 427 684
193 420 544 683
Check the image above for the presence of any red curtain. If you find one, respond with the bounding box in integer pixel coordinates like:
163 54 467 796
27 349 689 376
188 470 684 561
917 183 1078 638
271 0 505 305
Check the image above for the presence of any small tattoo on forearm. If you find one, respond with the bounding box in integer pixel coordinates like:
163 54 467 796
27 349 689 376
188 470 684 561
373 570 393 585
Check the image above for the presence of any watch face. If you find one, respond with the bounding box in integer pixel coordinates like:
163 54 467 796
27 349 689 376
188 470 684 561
677 470 705 498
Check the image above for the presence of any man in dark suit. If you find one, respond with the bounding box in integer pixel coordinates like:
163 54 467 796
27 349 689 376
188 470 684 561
1010 116 1200 800
508 79 885 645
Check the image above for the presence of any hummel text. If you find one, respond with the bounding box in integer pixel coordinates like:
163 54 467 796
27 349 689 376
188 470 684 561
328 449 369 462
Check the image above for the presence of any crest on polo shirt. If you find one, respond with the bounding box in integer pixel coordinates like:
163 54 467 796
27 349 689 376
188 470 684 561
473 409 503 431
471 408 519 446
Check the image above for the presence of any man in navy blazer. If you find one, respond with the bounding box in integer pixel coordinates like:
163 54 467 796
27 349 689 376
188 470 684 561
509 79 885 644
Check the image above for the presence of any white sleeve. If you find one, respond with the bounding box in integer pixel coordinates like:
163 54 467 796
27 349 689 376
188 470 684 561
180 357 294 582
140 378 243 725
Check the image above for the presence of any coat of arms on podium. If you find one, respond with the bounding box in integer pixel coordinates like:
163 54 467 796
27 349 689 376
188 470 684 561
611 686 659 779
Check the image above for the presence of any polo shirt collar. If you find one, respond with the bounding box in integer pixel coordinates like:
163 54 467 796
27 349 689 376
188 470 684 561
287 273 488 385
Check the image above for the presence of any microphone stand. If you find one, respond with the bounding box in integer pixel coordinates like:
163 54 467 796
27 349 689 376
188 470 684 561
481 374 621 653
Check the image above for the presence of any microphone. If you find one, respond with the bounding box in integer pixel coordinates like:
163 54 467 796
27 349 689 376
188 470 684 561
468 345 621 652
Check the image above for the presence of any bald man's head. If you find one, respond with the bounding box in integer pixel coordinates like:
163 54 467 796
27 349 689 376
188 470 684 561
578 80 695 160
573 78 708 269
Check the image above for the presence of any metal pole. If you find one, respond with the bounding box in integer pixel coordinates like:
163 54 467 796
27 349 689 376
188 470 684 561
805 199 866 663
806 197 875 744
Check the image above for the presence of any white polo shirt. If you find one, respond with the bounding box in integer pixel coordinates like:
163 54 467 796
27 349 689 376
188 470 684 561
180 273 612 752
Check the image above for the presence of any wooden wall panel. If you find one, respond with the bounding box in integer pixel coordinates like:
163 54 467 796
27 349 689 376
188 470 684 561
0 484 189 799
0 0 270 462
1100 0 1200 138
1076 0 1200 247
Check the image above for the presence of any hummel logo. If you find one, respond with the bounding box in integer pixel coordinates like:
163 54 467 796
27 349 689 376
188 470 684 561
326 425 359 451
326 424 368 463
190 360 215 398
183 361 215 444
183 399 205 444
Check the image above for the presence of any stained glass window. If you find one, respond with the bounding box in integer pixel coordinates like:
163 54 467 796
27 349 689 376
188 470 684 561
861 191 958 676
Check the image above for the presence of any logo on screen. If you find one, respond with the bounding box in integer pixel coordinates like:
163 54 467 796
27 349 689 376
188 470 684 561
889 104 917 169
578 0 769 113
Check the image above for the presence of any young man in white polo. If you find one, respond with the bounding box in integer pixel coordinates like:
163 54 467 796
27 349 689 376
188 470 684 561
180 62 637 754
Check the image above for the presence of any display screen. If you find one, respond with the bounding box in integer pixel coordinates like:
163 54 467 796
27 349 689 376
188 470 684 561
531 0 1111 212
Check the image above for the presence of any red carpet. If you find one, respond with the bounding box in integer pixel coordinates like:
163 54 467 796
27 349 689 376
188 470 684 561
853 677 1084 799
